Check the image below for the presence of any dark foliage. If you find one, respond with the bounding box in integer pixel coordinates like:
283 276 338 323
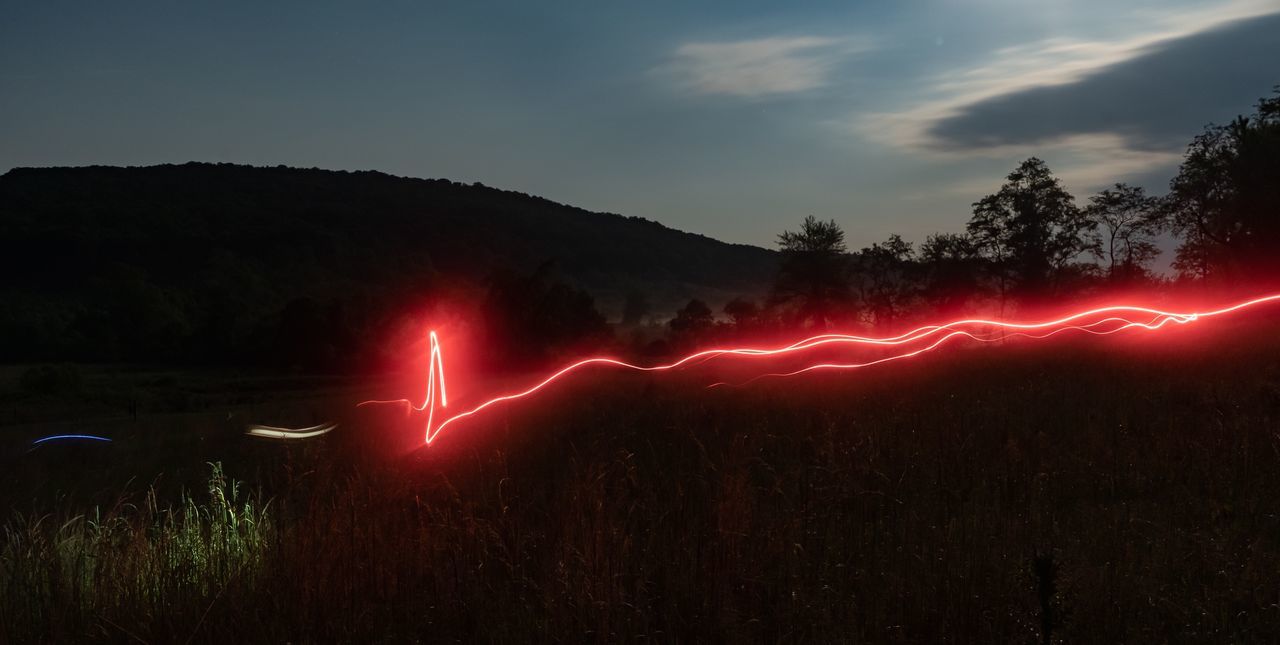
1083 183 1163 284
1165 89 1280 278
967 158 1098 301
668 298 715 340
722 297 761 329
918 233 985 313
851 233 918 326
0 163 776 366
770 216 854 328
481 262 611 370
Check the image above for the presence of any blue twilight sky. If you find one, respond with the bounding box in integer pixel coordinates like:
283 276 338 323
2 1 1278 250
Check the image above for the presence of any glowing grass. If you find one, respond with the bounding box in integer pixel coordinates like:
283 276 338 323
0 463 270 640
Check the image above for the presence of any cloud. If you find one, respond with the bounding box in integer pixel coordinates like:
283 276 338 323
658 35 869 98
926 11 1280 152
938 134 1185 200
858 1 1280 153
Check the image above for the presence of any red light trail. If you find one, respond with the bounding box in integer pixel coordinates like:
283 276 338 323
350 293 1280 447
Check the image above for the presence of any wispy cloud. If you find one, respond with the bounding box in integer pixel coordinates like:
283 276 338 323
936 134 1185 200
857 0 1280 152
657 35 871 99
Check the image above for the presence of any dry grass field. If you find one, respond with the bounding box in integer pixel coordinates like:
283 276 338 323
2 315 1279 643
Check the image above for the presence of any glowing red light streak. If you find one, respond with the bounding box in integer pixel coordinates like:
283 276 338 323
357 330 449 438
363 294 1280 446
711 314 1174 387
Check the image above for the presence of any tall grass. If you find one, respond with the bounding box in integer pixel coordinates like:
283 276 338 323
2 324 1280 642
0 463 270 642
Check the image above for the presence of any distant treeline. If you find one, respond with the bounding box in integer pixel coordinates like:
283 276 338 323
2 89 1276 372
0 162 773 369
649 88 1280 351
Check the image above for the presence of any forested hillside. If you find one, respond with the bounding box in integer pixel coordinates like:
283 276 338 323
0 163 776 364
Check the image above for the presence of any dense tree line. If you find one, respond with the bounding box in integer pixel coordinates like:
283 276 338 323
2 89 1276 370
0 163 774 369
662 88 1279 339
1166 90 1280 277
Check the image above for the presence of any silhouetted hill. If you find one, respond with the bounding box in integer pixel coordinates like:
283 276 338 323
0 163 775 364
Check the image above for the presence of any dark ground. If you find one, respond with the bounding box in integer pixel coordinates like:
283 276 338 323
2 314 1279 643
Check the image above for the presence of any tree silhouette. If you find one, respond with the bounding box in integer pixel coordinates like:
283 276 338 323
918 233 983 312
483 261 609 369
851 234 916 326
722 297 762 333
1083 183 1162 283
1165 89 1280 278
771 216 853 329
967 158 1097 303
669 299 714 336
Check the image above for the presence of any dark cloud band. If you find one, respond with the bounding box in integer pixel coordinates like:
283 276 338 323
927 13 1280 152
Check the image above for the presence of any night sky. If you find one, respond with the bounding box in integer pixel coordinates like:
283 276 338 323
3 1 1277 249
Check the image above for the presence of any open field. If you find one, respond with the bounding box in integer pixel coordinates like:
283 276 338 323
3 314 1280 643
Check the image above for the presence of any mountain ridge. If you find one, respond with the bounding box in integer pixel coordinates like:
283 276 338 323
0 162 778 363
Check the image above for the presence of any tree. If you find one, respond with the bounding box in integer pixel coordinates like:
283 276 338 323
669 299 714 335
966 158 1097 301
722 297 760 330
771 215 853 328
1165 89 1280 278
1083 183 1162 283
851 234 917 326
483 261 610 368
918 233 983 312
